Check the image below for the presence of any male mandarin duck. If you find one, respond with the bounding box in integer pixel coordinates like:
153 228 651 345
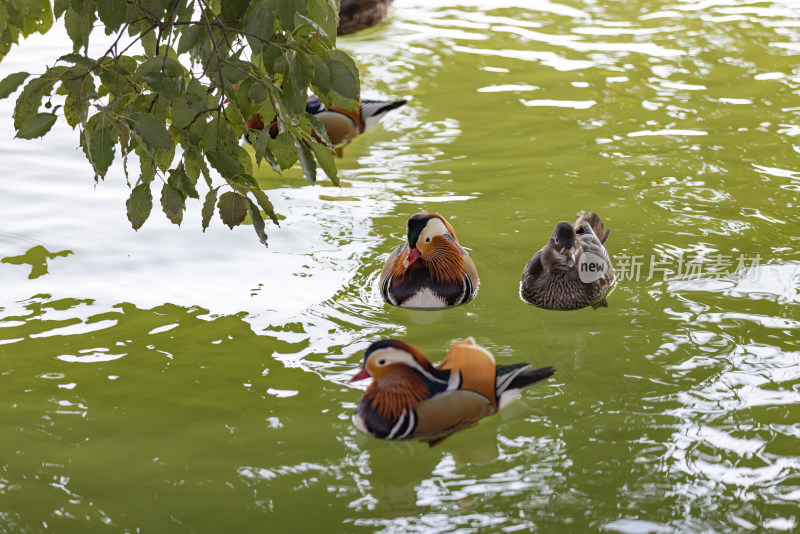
350 338 555 445
338 0 394 35
379 212 479 308
520 211 615 310
245 95 406 153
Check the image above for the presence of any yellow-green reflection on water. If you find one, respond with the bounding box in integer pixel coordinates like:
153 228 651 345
2 1 800 532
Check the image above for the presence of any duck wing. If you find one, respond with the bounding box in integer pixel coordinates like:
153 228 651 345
523 249 545 279
577 222 611 264
573 211 610 245
437 338 498 408
413 389 495 441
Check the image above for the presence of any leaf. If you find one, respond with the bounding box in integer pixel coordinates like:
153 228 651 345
206 149 244 179
284 51 314 113
221 0 250 21
161 182 185 225
126 181 152 230
185 148 211 188
89 125 115 176
127 111 174 150
244 0 275 51
251 189 279 226
171 92 207 130
64 3 94 53
156 146 174 172
247 198 268 247
16 112 57 139
97 0 127 34
0 72 30 99
325 50 360 108
142 72 178 101
217 191 248 229
177 24 203 54
309 56 330 95
201 188 218 232
268 131 298 170
311 141 338 185
14 76 52 129
296 140 316 184
169 164 198 199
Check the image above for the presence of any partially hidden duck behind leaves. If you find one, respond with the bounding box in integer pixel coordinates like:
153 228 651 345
380 212 479 308
246 95 406 155
350 338 555 446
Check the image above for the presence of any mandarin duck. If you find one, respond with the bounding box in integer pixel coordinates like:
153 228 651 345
350 338 555 445
245 95 406 153
338 0 394 35
379 213 479 308
520 211 615 310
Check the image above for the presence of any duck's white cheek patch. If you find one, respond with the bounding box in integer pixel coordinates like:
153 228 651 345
403 288 448 308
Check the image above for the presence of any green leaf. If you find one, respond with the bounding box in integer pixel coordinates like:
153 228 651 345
89 125 115 176
296 140 316 184
16 112 57 139
268 131 298 170
309 56 330 95
14 76 52 129
311 141 338 185
201 188 218 232
161 182 185 225
325 51 360 108
126 181 152 230
185 148 211 188
247 198 268 246
0 72 30 100
222 0 251 22
142 72 178 101
244 0 275 51
127 111 174 150
97 0 127 34
251 189 279 226
206 148 244 179
169 164 199 199
275 0 303 31
284 51 314 113
156 146 174 172
177 24 203 54
217 191 248 229
171 92 207 130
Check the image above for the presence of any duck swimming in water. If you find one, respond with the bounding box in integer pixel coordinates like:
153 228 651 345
246 95 406 153
350 338 555 445
379 212 479 308
520 211 615 310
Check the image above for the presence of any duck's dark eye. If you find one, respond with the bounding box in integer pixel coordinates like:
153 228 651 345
425 236 431 243
554 237 559 245
378 359 386 365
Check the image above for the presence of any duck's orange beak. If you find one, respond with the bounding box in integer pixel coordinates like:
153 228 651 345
349 368 371 382
403 247 421 267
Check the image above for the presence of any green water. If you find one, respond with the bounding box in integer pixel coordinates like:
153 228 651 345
2 1 800 532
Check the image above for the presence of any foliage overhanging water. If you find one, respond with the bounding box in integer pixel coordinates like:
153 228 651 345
1 1 799 532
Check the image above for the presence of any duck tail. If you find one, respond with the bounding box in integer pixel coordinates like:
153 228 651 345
495 364 555 409
574 211 610 244
361 99 407 119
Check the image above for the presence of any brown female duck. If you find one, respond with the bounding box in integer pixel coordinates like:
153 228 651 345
520 212 615 310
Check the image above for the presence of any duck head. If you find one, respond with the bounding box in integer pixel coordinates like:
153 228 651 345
350 339 437 383
548 221 578 267
402 213 459 268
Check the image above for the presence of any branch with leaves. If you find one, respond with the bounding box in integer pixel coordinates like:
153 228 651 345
0 0 360 246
